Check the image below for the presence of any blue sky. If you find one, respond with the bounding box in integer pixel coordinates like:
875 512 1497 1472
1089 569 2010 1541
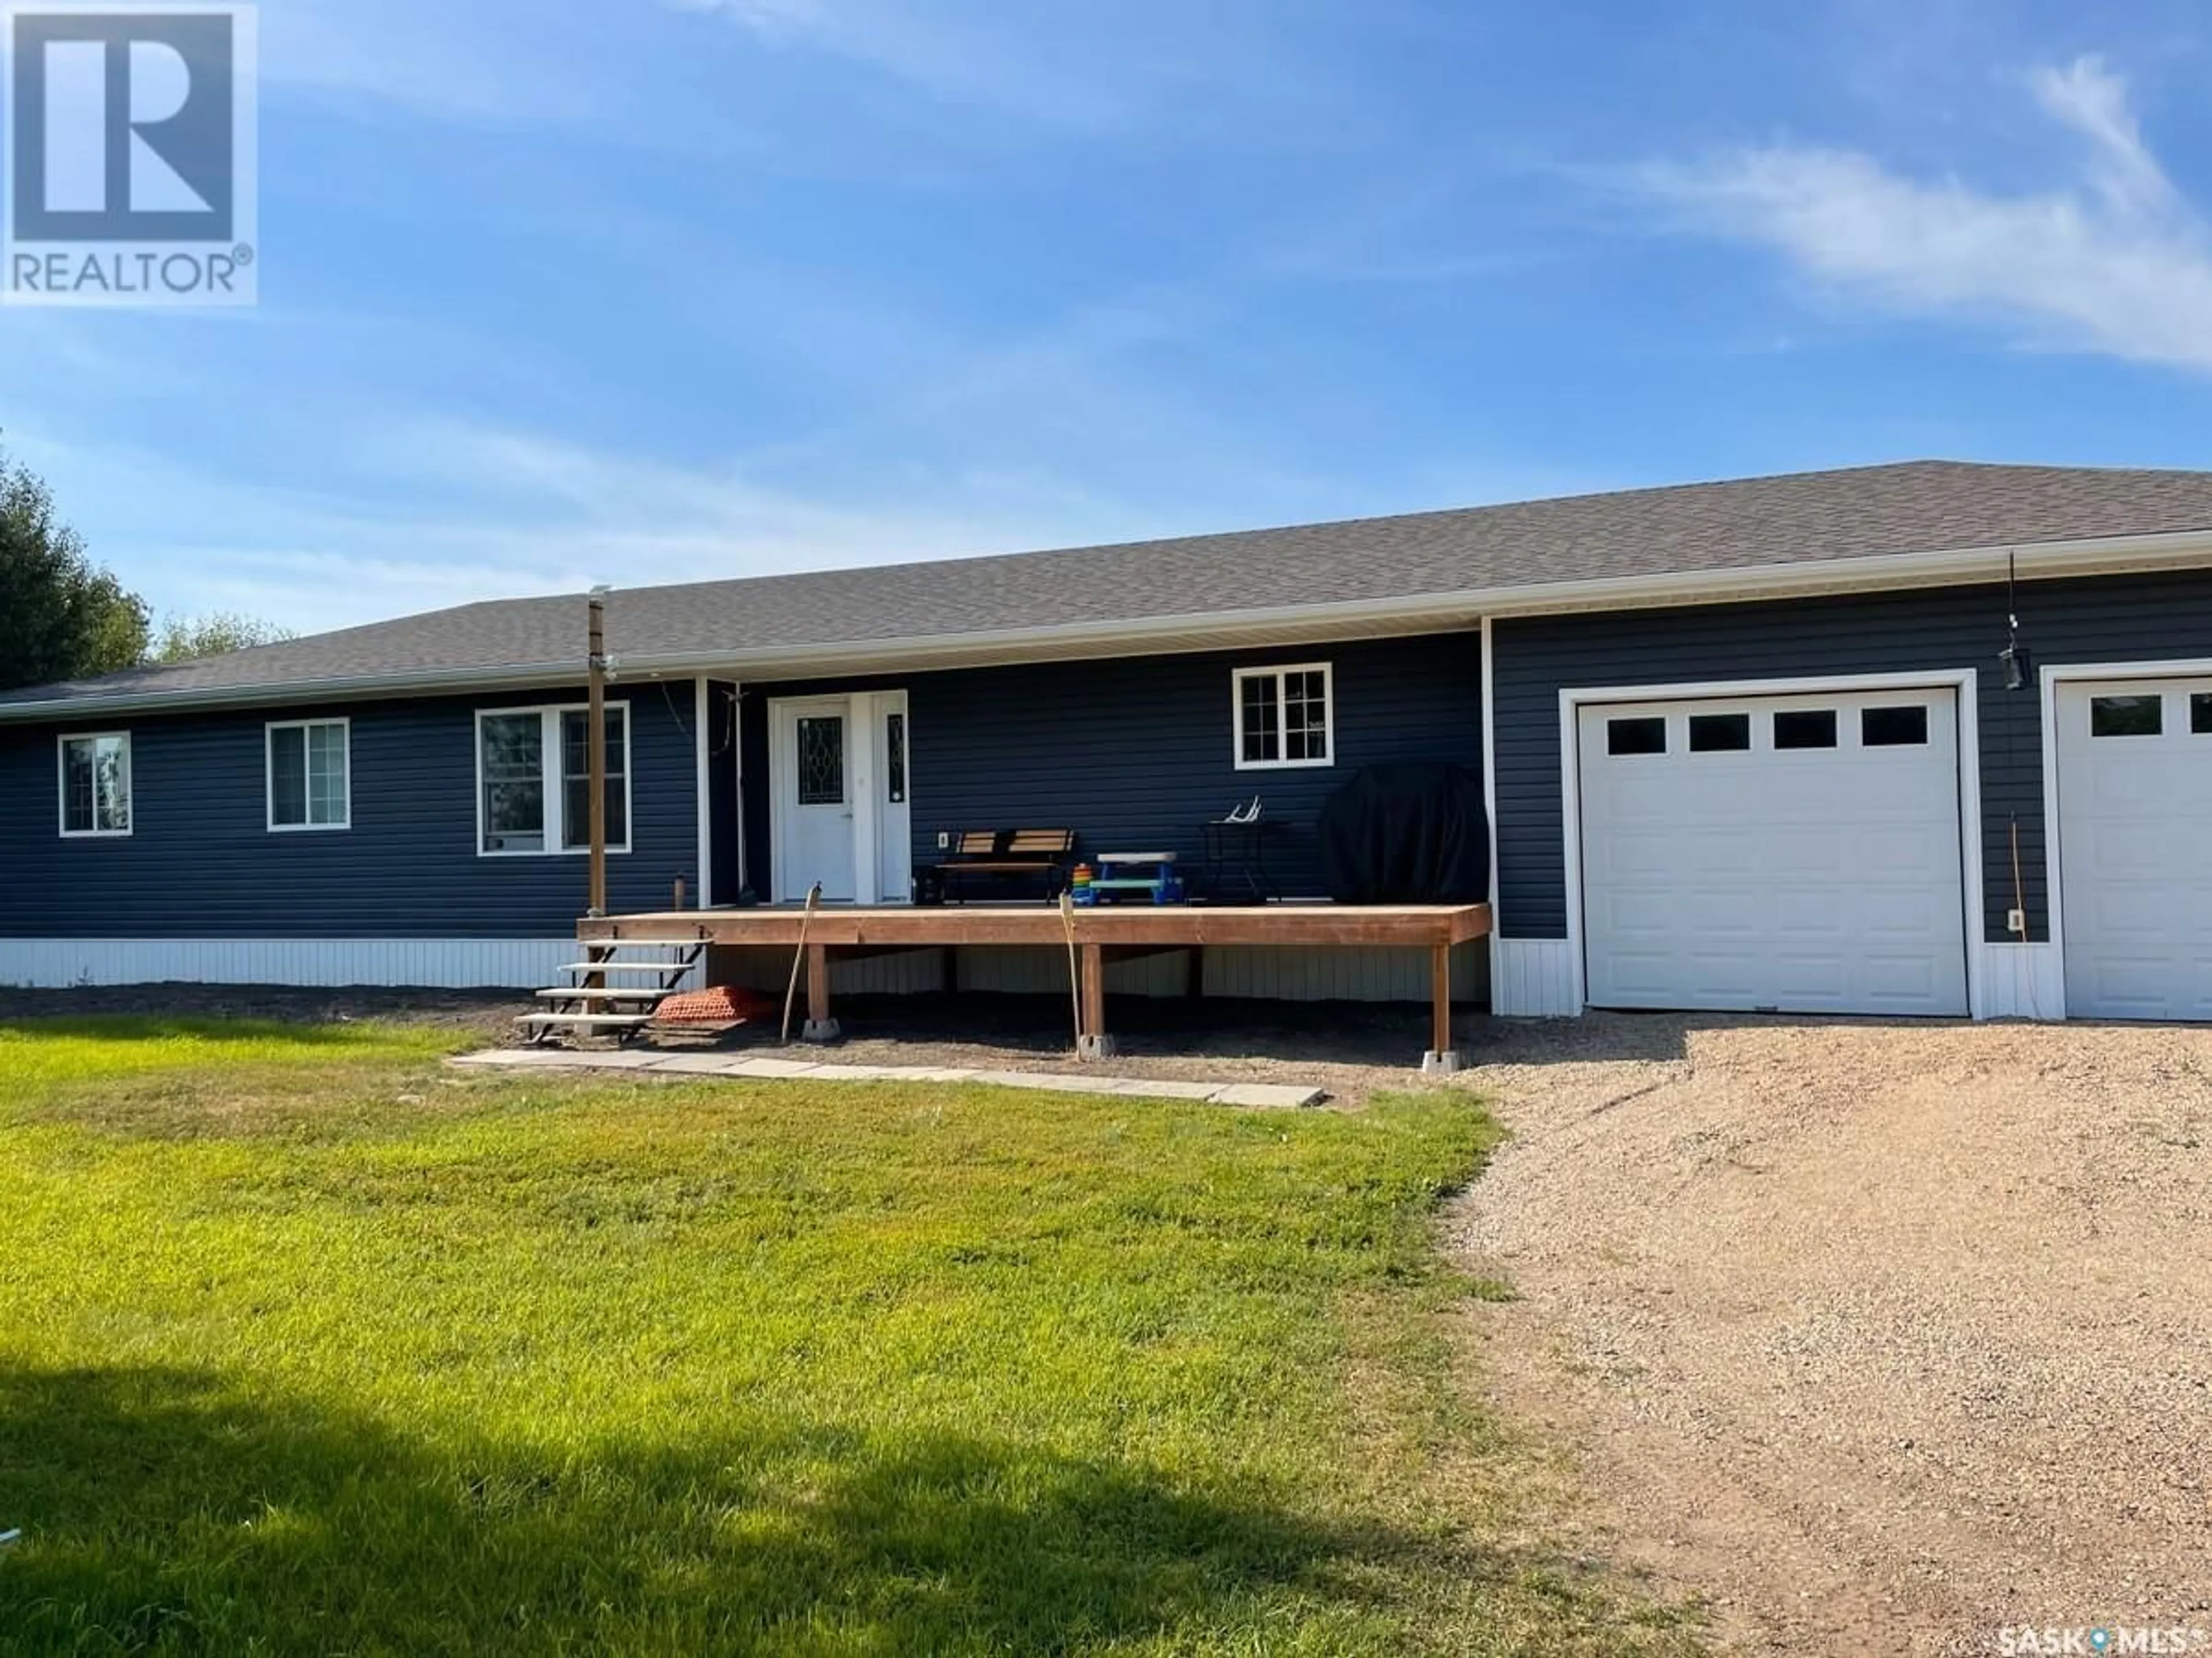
9 0 2212 632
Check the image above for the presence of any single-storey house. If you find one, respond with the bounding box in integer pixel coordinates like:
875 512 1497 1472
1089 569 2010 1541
6 458 2212 1024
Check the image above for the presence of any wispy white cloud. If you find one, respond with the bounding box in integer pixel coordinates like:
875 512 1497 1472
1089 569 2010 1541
10 417 1176 634
1628 55 2212 374
670 0 1149 130
270 0 605 123
669 0 1370 143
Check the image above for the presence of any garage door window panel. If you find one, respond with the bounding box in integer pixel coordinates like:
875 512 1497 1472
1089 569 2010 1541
1862 705 1930 747
2194 694 2212 735
1606 716 1667 756
1774 709 1837 750
2090 694 2163 738
1688 713 1751 752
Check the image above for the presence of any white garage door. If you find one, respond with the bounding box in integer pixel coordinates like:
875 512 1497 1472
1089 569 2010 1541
2055 677 2212 1020
1578 688 1968 1015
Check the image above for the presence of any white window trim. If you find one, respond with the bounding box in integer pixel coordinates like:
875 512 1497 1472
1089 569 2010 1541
1232 661 1335 771
266 717 353 833
56 730 133 839
474 702 634 858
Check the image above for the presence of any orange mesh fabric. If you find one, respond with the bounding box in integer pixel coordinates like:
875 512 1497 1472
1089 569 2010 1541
653 986 777 1025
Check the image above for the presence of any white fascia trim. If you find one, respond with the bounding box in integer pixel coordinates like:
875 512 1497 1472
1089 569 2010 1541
1556 667 1988 1020
10 528 2212 726
2033 654 2212 1021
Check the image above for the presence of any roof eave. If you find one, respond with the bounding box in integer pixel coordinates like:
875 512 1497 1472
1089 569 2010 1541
5 525 2212 723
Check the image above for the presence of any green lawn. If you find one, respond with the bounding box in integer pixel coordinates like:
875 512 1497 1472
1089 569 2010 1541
0 1018 1698 1656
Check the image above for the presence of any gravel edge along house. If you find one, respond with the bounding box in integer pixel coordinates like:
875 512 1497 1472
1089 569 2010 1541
7 458 2212 1035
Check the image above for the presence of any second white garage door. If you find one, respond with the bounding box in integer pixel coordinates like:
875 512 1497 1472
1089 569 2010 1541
1578 687 1969 1015
2055 677 2212 1020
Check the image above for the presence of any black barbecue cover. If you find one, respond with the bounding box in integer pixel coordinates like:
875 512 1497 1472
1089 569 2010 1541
1316 763 1490 904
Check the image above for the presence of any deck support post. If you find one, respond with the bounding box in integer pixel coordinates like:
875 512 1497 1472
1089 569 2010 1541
801 942 840 1042
1077 942 1116 1059
1422 940 1462 1075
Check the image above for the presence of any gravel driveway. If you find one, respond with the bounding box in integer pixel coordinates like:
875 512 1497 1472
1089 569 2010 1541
1448 1015 2212 1658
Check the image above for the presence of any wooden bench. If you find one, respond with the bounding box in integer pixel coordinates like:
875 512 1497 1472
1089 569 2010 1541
934 828 1077 903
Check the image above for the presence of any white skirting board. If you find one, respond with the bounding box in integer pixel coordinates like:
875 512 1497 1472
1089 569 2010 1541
1488 936 1581 1017
1976 942 2064 1021
0 938 702 992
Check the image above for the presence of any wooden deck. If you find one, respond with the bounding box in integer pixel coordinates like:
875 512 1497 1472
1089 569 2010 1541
581 903 1493 1067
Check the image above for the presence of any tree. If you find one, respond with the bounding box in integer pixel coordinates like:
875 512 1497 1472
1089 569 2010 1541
149 610 297 664
0 449 149 691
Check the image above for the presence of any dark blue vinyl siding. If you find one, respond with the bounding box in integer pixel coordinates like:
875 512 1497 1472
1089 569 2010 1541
0 686 699 938
740 631 1484 898
1492 569 2212 942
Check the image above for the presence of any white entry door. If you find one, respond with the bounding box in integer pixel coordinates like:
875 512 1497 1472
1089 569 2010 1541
1577 687 1968 1015
773 699 856 902
771 692 914 904
2055 676 2212 1020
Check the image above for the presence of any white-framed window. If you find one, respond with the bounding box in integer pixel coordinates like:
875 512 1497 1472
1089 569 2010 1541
267 718 351 831
475 703 631 856
58 732 132 836
1233 663 1334 770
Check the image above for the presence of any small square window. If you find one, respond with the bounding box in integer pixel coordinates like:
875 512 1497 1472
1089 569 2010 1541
1862 705 1929 747
2089 694 2162 738
1774 709 1838 749
2193 694 2212 736
1606 716 1667 756
59 732 131 835
1234 664 1333 769
1687 713 1751 752
268 718 350 830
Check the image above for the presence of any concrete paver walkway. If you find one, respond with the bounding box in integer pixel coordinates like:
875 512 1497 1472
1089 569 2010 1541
449 1047 1326 1108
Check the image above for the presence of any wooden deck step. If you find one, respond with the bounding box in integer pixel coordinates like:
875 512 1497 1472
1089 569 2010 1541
533 986 673 1002
555 960 694 975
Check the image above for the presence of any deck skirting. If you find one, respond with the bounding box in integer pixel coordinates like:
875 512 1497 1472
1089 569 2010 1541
0 938 703 991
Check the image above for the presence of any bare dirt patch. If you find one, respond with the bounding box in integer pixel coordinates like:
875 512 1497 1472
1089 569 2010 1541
1448 1014 2212 1657
797 991 1452 1103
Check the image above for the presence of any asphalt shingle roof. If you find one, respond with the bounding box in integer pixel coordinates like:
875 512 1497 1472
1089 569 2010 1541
12 459 2212 709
